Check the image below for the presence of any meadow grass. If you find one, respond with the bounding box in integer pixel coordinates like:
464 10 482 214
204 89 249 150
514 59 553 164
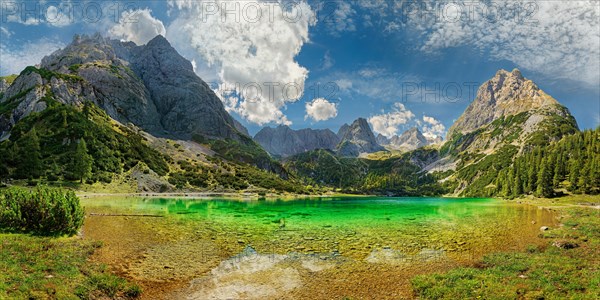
0 234 141 299
412 196 600 299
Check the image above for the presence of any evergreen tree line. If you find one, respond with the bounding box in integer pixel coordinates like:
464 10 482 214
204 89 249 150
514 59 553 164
495 128 600 198
0 128 93 183
0 101 169 184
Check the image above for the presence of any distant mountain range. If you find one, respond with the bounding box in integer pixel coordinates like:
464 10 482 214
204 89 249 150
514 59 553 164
377 127 442 151
1 34 594 197
254 126 339 158
254 117 388 157
254 119 441 157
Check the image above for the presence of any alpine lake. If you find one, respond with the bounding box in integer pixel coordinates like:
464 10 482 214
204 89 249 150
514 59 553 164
81 196 558 299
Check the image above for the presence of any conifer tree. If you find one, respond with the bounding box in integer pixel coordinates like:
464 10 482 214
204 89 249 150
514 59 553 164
527 153 538 193
578 163 591 194
569 158 581 192
73 139 93 183
536 157 553 197
506 167 515 197
513 164 523 196
17 129 43 179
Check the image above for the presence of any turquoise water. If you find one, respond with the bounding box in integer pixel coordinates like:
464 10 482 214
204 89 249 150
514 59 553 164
83 196 555 259
80 197 558 299
84 197 505 230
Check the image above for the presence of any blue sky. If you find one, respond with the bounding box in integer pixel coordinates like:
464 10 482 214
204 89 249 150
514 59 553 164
1 0 599 138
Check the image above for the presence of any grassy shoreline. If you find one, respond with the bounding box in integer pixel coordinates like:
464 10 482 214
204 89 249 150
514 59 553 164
0 234 142 299
76 191 374 201
2 192 597 299
411 194 600 299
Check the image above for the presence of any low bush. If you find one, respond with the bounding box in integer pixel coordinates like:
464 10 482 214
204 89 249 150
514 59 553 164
0 186 84 236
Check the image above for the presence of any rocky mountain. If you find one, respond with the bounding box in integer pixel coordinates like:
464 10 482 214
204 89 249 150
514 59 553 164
375 133 389 145
0 79 8 94
18 34 243 141
441 69 577 156
430 69 579 196
0 33 295 191
337 123 350 139
233 119 250 137
255 118 385 158
386 127 429 151
254 125 340 157
337 118 384 156
448 69 567 138
296 128 340 153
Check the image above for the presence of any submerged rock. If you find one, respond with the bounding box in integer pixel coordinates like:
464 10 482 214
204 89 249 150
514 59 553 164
552 240 579 249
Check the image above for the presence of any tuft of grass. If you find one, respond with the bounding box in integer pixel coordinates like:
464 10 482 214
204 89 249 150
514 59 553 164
0 233 141 299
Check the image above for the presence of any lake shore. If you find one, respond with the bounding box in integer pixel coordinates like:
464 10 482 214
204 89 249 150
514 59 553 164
76 191 373 200
79 195 575 299
412 194 600 299
2 193 597 299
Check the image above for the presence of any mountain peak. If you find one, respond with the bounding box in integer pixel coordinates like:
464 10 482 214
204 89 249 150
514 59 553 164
511 68 524 79
494 68 524 80
254 126 339 157
387 127 428 151
406 127 420 134
337 118 383 156
448 69 562 137
353 118 369 126
146 35 170 48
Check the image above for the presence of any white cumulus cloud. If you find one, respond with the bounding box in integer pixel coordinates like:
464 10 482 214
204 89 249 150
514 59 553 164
420 115 446 139
109 9 166 45
305 98 338 122
166 0 316 125
45 5 71 27
0 38 65 75
368 103 415 137
411 1 600 87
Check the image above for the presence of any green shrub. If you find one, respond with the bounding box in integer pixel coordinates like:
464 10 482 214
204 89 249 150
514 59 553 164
0 187 84 236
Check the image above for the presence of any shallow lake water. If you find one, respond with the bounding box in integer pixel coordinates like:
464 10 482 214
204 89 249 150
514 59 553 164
81 197 558 299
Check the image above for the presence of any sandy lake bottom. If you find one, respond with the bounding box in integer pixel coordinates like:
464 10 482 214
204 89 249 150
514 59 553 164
81 197 558 299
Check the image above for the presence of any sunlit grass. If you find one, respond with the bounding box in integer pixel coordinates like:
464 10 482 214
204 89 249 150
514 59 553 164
412 196 600 299
0 234 141 299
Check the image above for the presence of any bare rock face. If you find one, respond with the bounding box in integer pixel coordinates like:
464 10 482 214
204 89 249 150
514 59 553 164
2 34 244 141
0 72 47 140
254 125 340 157
336 118 384 156
388 127 429 151
337 123 350 139
296 128 340 152
447 69 563 138
254 126 305 157
0 79 8 94
124 35 241 140
376 134 390 146
233 119 250 137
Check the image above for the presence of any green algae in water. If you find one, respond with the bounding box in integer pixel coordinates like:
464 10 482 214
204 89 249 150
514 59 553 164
82 197 555 256
81 197 559 299
82 197 549 231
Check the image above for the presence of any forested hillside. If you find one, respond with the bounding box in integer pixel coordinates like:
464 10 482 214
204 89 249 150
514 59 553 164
284 149 444 196
495 128 600 198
